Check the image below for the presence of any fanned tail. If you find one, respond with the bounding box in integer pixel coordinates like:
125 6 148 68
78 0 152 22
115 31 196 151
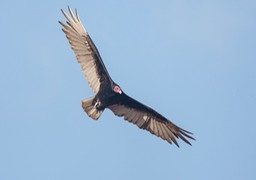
82 97 103 120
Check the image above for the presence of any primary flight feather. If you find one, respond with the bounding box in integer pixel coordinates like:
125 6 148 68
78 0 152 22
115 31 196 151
59 7 195 147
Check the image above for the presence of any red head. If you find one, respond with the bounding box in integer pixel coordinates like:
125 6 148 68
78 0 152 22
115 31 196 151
113 85 122 94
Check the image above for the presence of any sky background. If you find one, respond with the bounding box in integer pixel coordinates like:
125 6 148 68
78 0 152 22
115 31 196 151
1 0 256 180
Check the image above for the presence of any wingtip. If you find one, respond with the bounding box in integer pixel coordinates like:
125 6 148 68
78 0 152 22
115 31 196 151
174 142 180 148
68 6 72 15
68 5 71 11
60 8 65 15
58 21 66 29
167 139 180 147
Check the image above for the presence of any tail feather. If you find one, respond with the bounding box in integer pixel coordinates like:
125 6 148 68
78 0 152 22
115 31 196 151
82 97 103 120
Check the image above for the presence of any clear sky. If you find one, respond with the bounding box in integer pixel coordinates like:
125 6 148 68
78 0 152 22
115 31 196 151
1 0 256 180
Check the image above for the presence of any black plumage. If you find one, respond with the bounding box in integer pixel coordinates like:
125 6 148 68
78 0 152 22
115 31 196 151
59 7 195 147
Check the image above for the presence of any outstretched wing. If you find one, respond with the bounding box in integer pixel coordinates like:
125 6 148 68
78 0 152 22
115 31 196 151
59 7 112 93
108 93 195 147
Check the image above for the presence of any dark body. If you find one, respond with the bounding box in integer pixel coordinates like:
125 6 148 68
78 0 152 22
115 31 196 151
59 7 195 147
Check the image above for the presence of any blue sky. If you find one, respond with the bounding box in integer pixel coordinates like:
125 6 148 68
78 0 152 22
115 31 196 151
1 0 256 179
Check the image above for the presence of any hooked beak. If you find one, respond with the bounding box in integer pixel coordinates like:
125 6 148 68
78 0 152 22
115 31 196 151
117 89 122 94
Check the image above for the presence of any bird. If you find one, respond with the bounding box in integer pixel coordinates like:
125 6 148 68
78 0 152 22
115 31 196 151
59 7 195 147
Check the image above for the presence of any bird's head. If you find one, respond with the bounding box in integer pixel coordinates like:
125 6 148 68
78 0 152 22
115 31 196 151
113 85 122 94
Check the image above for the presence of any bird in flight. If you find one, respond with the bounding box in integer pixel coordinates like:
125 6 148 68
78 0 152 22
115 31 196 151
59 7 195 147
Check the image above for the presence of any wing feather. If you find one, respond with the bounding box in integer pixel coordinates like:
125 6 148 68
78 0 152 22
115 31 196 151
108 93 195 147
59 7 112 93
60 7 195 147
150 119 158 136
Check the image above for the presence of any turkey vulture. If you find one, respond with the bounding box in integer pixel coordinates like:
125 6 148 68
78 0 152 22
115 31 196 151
59 7 195 147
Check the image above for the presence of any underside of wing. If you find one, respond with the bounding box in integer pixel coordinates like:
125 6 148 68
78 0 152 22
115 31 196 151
108 94 195 147
59 7 111 93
